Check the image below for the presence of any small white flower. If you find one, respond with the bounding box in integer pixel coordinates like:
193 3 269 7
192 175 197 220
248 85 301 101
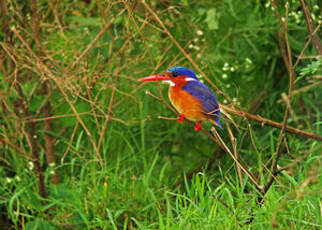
196 30 204 36
188 44 194 49
15 176 21 181
245 58 252 64
6 178 13 183
233 97 238 102
226 84 231 88
49 162 56 167
193 46 200 51
196 53 202 59
222 62 229 71
222 74 228 79
193 38 199 43
230 67 235 72
28 161 34 170
265 2 270 8
223 99 228 104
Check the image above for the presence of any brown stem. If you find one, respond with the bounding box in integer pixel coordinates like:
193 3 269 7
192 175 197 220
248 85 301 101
11 26 103 167
299 0 322 55
0 0 11 43
220 104 322 141
42 87 59 184
68 9 126 70
31 0 59 184
261 0 295 201
15 83 47 198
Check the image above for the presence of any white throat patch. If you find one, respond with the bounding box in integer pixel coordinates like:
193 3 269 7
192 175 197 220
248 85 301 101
162 80 175 86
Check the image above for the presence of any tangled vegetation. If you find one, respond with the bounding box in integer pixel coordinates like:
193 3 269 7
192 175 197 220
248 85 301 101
0 0 321 229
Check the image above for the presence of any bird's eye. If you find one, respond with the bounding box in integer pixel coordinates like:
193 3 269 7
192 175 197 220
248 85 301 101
171 73 178 77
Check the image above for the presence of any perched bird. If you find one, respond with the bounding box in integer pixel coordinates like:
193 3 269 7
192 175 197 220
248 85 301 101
139 66 221 131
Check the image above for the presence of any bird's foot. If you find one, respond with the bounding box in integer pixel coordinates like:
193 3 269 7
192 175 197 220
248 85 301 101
177 114 185 123
194 121 202 131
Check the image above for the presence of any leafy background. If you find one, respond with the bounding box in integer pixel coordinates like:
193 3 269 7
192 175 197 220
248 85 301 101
0 0 321 229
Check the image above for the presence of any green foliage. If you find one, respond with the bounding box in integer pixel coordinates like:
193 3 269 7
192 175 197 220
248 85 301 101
0 0 321 229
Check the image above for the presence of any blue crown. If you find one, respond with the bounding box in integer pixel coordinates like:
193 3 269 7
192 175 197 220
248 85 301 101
167 66 198 80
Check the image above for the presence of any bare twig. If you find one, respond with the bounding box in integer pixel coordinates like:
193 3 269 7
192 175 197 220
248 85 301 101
11 26 104 166
220 104 322 141
299 0 322 54
225 118 243 187
158 116 177 121
294 23 321 68
0 0 11 43
61 121 79 164
69 9 126 69
97 58 121 154
31 0 59 185
261 0 295 199
14 83 47 198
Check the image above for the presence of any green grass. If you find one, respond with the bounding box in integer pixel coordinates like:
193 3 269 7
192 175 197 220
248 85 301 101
0 0 321 229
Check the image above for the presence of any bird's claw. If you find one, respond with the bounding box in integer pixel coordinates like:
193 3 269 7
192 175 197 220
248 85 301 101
177 114 184 123
194 121 202 131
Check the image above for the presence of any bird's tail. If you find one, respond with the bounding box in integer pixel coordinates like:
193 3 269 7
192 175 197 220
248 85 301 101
210 118 222 129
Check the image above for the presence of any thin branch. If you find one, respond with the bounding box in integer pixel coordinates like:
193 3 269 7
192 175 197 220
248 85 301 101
294 23 321 68
11 26 104 166
31 0 59 185
69 9 126 70
61 121 79 164
14 82 47 198
225 118 243 187
262 0 295 198
220 104 322 141
299 0 322 54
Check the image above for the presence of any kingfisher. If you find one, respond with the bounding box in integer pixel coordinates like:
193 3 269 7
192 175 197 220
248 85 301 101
139 66 222 131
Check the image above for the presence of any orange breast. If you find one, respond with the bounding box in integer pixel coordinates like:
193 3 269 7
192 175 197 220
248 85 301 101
169 86 208 121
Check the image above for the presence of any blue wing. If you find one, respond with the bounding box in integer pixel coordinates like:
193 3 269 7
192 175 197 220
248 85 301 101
182 81 222 128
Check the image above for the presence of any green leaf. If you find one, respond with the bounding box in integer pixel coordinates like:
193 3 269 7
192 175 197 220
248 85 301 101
25 218 56 230
205 8 221 30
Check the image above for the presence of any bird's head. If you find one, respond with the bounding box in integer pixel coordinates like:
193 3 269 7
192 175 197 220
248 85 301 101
139 66 198 86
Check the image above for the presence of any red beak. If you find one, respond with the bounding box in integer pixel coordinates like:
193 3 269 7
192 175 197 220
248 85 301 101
139 74 171 82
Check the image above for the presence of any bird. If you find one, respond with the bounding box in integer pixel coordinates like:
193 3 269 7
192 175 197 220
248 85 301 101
139 66 221 131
